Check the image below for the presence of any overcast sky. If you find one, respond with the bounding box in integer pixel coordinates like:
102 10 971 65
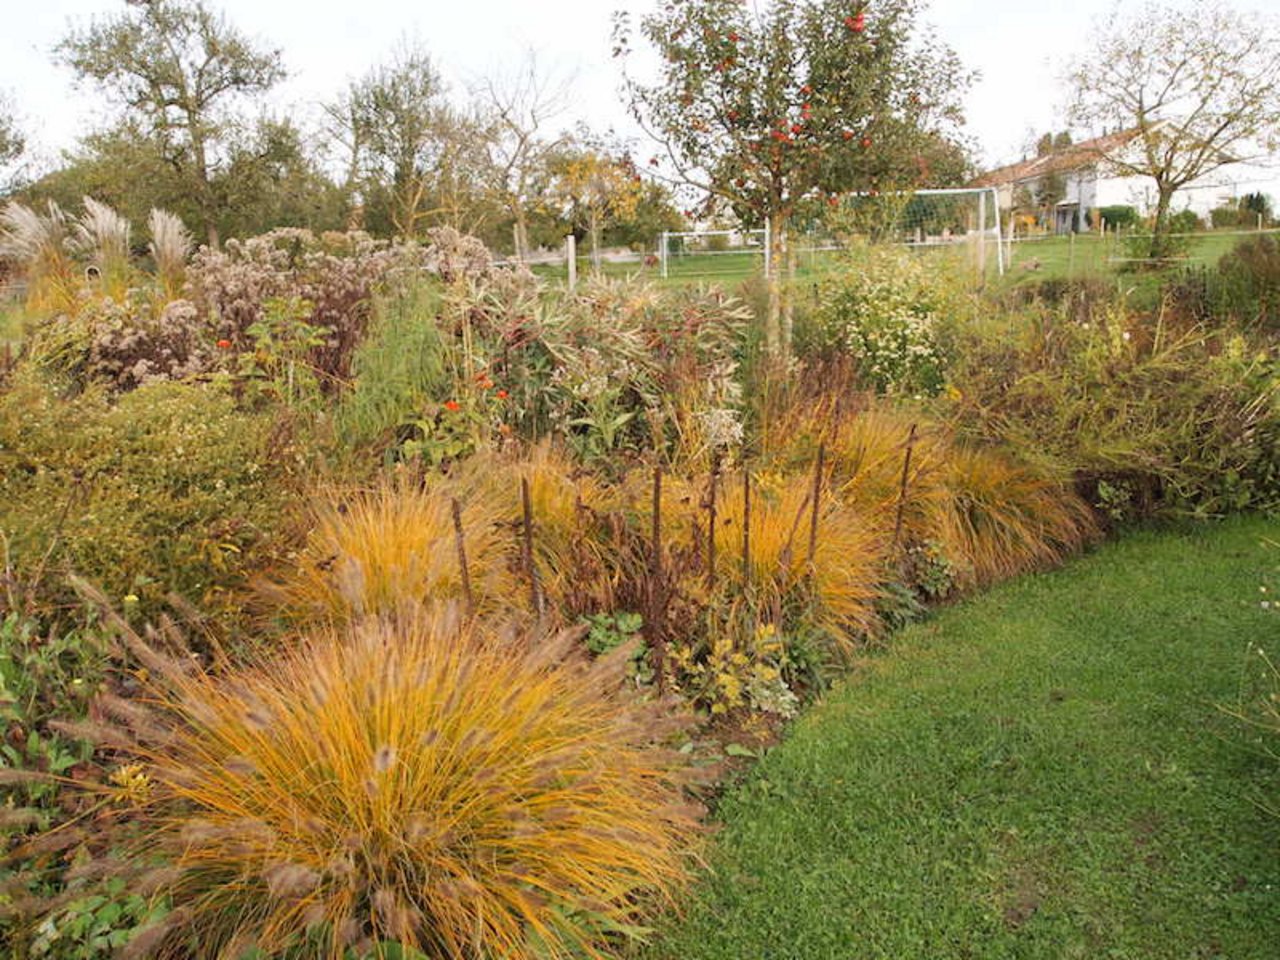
3 0 1279 192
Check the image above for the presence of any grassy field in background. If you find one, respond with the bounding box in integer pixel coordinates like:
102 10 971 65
650 517 1280 959
530 228 1274 295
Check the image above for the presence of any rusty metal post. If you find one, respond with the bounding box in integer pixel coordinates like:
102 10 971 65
807 443 825 567
521 478 544 617
892 424 919 553
450 497 474 618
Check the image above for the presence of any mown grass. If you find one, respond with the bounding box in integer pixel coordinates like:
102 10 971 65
649 516 1280 959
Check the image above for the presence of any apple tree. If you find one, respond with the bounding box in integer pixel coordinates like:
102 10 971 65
615 0 971 356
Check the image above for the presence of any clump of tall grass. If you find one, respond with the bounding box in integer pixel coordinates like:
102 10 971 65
665 472 888 642
0 200 76 314
38 598 700 959
264 477 515 624
762 394 1096 595
147 208 192 300
67 197 133 299
452 442 625 616
925 444 1097 587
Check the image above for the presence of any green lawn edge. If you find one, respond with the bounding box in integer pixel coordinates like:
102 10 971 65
650 516 1280 960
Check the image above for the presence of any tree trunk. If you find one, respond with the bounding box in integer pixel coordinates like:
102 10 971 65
513 206 529 264
590 207 602 274
1149 185 1176 261
765 209 788 358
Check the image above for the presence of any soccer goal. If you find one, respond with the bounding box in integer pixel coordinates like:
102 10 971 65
829 187 1006 276
657 227 769 280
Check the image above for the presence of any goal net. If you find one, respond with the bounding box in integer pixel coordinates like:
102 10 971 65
657 228 768 280
821 187 1006 277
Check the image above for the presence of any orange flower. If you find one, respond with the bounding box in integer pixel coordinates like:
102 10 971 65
444 400 460 412
216 339 232 349
496 390 509 400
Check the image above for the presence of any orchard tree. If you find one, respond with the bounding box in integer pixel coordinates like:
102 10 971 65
0 93 24 195
549 143 645 272
1066 2 1280 261
615 0 970 355
337 42 494 239
57 0 286 247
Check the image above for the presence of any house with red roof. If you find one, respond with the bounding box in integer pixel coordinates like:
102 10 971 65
973 126 1272 234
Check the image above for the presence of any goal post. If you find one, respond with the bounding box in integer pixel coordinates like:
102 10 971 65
829 187 1006 277
658 227 769 279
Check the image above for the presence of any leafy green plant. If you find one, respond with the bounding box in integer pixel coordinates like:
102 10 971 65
0 374 301 623
236 296 326 408
799 244 953 396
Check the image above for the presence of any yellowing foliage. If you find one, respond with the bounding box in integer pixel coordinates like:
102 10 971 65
267 478 514 623
68 609 700 959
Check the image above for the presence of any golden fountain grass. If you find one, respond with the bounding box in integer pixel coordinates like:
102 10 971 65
925 444 1098 587
665 472 888 641
452 443 623 613
764 396 1096 593
265 477 515 624
54 603 701 959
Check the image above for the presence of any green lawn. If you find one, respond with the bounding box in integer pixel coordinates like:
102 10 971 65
529 229 1274 295
650 517 1280 959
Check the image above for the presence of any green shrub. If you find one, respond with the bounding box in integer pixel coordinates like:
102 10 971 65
0 374 301 623
947 308 1280 519
1214 233 1280 331
797 244 953 396
1097 205 1139 230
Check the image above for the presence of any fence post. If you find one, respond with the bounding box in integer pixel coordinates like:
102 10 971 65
566 234 577 292
660 231 668 279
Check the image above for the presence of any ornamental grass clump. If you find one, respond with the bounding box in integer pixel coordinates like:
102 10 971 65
40 600 700 959
925 444 1098 588
665 473 887 642
266 478 514 624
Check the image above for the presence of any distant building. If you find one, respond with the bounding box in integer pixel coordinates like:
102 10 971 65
974 126 1276 233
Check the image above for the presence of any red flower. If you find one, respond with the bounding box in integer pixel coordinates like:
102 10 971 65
728 31 740 42
801 84 813 95
216 338 232 349
842 130 854 141
444 400 460 412
790 123 804 135
861 136 872 148
496 390 509 400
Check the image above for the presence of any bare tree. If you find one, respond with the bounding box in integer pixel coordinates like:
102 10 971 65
1066 2 1280 260
475 53 572 262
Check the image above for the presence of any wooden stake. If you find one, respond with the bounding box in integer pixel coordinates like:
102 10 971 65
450 497 474 619
807 443 825 567
893 424 918 552
521 478 544 617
